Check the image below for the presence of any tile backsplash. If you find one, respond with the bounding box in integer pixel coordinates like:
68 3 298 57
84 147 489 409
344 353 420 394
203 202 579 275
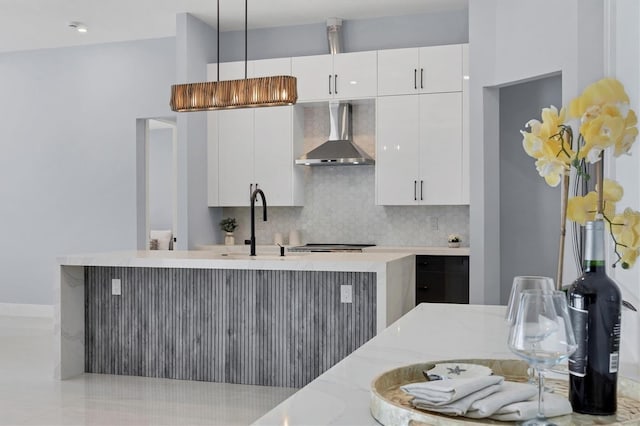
221 103 469 247
223 166 468 247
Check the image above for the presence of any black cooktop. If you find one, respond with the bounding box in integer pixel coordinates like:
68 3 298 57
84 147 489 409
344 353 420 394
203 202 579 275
288 243 376 252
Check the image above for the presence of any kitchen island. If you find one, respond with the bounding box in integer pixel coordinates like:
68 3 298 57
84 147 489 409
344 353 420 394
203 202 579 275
252 303 640 425
55 250 414 387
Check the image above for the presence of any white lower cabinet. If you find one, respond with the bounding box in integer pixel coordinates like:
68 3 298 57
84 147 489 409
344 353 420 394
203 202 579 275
208 106 304 207
376 92 464 205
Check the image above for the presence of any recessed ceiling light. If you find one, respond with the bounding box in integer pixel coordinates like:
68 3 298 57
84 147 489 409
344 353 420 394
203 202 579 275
68 21 88 33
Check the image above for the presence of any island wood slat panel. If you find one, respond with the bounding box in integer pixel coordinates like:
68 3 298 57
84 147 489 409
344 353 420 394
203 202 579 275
84 267 376 387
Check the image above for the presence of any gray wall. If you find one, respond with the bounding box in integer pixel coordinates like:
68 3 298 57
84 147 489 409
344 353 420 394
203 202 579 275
149 128 173 231
176 14 221 250
219 10 469 61
0 38 175 304
499 75 562 303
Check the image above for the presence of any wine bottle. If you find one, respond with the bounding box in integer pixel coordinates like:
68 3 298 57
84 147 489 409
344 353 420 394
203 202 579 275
568 219 622 415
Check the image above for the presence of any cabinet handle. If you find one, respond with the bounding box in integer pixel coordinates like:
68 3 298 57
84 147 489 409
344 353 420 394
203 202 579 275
420 180 424 201
329 75 332 94
421 68 424 89
334 74 338 94
414 180 417 201
414 69 417 89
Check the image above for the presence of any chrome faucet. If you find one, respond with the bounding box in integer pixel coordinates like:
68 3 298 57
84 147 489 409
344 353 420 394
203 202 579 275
250 188 267 256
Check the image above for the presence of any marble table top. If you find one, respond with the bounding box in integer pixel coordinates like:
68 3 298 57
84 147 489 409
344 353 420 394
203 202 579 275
253 303 639 425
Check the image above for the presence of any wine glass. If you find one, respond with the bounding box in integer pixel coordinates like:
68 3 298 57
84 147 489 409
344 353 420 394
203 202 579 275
508 290 577 425
506 276 555 325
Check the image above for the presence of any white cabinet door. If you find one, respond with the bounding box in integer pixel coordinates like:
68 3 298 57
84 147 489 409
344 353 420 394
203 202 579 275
218 109 254 206
218 61 249 80
254 106 296 206
377 48 419 96
252 57 291 77
419 92 463 205
377 45 464 96
291 54 332 101
461 44 470 204
207 111 219 207
419 45 463 93
333 51 377 99
376 95 421 205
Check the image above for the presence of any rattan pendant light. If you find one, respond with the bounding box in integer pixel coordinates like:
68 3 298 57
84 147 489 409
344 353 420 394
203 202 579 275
170 0 297 112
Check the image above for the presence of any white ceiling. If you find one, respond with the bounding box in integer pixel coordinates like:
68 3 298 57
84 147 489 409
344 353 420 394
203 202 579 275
0 0 468 53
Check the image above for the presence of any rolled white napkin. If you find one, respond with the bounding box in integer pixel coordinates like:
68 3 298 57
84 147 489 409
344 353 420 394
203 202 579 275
401 375 504 405
489 391 573 421
465 381 538 418
412 382 503 416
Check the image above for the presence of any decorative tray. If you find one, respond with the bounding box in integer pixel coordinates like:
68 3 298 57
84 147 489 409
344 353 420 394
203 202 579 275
370 359 640 425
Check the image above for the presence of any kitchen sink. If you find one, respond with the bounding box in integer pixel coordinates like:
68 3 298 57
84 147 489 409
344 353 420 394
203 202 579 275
215 253 309 260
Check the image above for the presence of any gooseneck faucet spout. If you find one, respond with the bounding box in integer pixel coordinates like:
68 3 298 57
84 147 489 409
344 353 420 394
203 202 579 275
250 188 267 256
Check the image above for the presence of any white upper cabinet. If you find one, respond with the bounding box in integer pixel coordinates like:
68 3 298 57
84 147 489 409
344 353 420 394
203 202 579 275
461 44 470 204
207 59 303 207
376 92 463 206
377 44 463 96
376 95 421 205
217 109 254 206
252 57 292 78
292 51 377 102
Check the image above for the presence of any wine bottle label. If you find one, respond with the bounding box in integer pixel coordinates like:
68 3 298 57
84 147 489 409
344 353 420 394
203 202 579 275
610 316 621 373
568 302 588 377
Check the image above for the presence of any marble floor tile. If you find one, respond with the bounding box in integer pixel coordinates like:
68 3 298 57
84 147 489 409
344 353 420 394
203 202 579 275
0 315 297 425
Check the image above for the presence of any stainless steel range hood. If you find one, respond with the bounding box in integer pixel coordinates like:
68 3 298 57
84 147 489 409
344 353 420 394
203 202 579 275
295 18 374 166
296 101 374 166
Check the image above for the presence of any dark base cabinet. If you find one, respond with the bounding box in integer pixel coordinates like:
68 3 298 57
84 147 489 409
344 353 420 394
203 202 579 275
416 255 469 304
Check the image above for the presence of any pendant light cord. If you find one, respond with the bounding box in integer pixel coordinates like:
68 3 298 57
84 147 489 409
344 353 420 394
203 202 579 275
244 0 248 79
216 0 219 82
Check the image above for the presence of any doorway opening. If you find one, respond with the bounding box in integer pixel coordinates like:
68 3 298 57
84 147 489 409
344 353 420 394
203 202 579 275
498 74 562 303
136 117 178 250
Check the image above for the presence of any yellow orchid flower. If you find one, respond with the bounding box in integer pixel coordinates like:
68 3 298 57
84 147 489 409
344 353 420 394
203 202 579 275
620 247 639 268
612 208 640 249
615 110 639 157
569 78 629 119
567 179 621 224
579 106 625 163
611 208 640 268
534 157 566 187
567 192 599 225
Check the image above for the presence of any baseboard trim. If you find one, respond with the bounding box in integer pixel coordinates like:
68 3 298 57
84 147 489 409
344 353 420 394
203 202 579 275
0 303 54 318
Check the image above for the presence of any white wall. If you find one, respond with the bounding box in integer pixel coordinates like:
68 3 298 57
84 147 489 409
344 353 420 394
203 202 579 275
468 0 605 303
0 38 175 304
608 0 640 370
148 128 174 231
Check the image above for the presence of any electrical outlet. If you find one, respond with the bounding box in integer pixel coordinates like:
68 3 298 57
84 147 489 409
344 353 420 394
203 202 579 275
111 279 122 296
431 217 439 231
340 285 352 303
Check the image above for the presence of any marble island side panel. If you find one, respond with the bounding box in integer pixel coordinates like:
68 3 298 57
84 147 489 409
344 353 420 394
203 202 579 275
55 251 414 381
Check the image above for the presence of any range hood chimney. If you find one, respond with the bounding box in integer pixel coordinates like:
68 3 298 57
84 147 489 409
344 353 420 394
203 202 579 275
295 18 375 167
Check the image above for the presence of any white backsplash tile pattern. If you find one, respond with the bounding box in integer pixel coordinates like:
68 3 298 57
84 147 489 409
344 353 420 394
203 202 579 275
221 102 469 247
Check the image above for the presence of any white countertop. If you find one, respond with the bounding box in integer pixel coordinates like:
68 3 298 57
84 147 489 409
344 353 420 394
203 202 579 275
197 244 470 256
57 250 412 272
253 303 639 425
362 246 469 256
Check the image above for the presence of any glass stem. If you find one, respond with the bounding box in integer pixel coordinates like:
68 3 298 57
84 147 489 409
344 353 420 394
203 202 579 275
537 369 545 419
